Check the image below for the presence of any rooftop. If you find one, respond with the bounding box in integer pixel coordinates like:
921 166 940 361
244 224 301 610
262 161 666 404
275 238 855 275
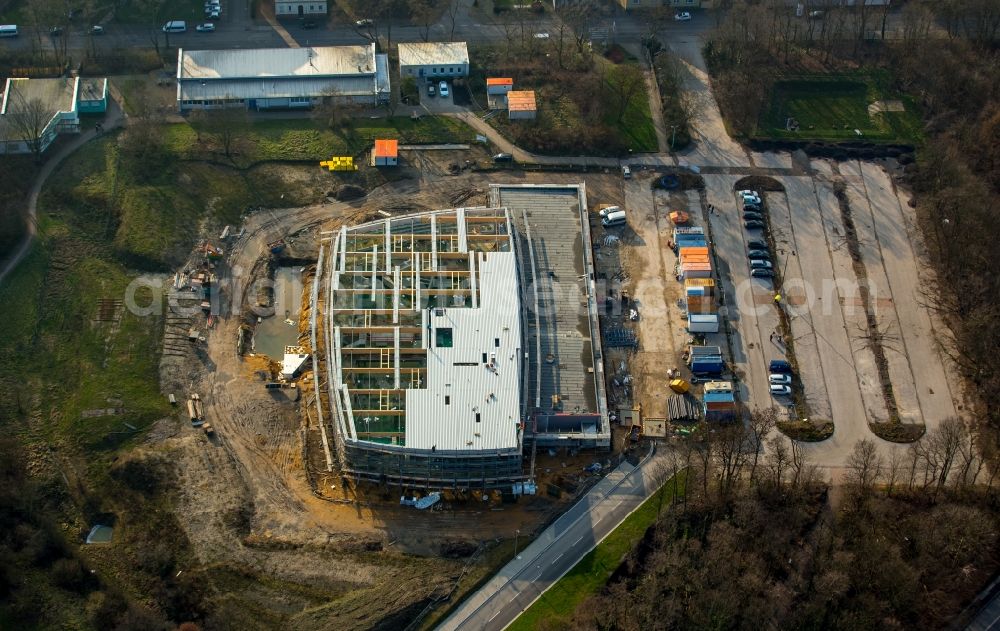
0 77 78 143
325 207 522 452
179 45 377 80
507 90 536 112
373 138 398 157
487 77 513 86
397 41 469 67
492 185 609 445
78 78 107 102
1 77 77 116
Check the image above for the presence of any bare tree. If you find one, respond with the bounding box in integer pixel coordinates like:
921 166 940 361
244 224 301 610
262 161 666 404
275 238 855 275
410 0 434 42
885 447 903 496
846 438 884 497
312 86 346 129
192 102 249 160
606 64 645 123
444 0 461 39
5 92 52 163
767 436 790 490
557 0 599 57
747 408 777 486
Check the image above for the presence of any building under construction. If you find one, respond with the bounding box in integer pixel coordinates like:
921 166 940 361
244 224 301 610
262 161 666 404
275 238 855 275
310 186 610 491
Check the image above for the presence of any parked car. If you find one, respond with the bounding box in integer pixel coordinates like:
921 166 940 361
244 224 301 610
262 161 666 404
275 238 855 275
90 25 104 34
747 239 768 250
674 11 691 21
301 20 317 28
769 373 793 385
622 165 632 179
439 81 449 97
196 22 215 31
750 259 773 269
427 83 436 96
744 220 766 230
207 10 220 20
743 211 764 221
747 249 769 259
743 199 763 210
492 153 513 163
740 192 763 205
770 384 792 396
751 268 774 279
49 26 63 36
355 18 374 26
808 10 825 19
598 205 622 218
737 189 759 197
534 31 550 39
769 359 793 373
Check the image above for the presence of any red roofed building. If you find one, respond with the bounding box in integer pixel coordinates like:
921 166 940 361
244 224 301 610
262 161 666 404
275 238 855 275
372 138 398 166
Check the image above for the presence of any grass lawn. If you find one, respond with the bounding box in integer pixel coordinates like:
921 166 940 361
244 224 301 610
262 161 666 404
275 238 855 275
508 469 686 631
163 116 473 163
759 73 923 143
605 72 659 153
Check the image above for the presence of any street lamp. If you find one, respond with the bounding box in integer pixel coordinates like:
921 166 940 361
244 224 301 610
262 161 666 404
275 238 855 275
514 529 521 559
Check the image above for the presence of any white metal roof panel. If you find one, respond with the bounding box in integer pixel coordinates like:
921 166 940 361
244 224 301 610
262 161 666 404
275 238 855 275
398 41 469 67
405 250 522 451
180 45 376 80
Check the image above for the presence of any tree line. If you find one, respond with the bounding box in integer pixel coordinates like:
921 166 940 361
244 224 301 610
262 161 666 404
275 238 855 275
548 412 1000 631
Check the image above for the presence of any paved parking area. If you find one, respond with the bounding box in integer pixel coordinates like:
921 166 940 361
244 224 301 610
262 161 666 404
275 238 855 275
700 161 961 464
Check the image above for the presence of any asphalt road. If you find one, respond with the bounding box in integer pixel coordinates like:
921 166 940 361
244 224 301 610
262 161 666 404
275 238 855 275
438 450 664 631
0 10 712 54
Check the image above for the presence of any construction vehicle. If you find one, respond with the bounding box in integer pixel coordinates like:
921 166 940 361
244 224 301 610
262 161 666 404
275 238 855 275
669 378 691 394
202 422 214 436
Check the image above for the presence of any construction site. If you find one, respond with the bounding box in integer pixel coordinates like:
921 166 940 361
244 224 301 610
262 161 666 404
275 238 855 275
151 160 642 616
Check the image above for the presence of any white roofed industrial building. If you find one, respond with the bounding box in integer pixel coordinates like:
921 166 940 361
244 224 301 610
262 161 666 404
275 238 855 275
397 41 469 80
176 45 389 111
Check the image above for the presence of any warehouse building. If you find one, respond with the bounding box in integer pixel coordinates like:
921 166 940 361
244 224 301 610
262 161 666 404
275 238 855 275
0 77 79 155
398 41 469 80
176 44 390 111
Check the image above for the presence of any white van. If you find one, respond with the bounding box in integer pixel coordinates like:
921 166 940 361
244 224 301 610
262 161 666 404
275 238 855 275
162 20 187 33
0 24 18 37
601 209 627 228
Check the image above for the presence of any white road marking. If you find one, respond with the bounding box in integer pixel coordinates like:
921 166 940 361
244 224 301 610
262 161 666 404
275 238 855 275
573 536 584 546
551 553 563 565
489 609 501 623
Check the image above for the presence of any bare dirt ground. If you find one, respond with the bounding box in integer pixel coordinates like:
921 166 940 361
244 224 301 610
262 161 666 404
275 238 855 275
149 157 638 626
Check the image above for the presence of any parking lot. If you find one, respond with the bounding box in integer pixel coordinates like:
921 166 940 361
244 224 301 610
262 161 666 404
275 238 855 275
699 162 962 463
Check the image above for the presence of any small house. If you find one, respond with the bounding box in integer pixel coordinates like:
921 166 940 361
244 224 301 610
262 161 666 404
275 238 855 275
507 90 536 120
486 78 513 95
77 78 108 113
372 138 398 167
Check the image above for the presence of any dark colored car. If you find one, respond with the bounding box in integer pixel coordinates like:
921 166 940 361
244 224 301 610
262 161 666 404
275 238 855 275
743 211 764 221
49 26 64 36
493 153 514 163
747 249 769 259
769 359 793 373
747 239 768 250
751 268 774 279
301 20 317 29
743 202 763 211
744 220 765 230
